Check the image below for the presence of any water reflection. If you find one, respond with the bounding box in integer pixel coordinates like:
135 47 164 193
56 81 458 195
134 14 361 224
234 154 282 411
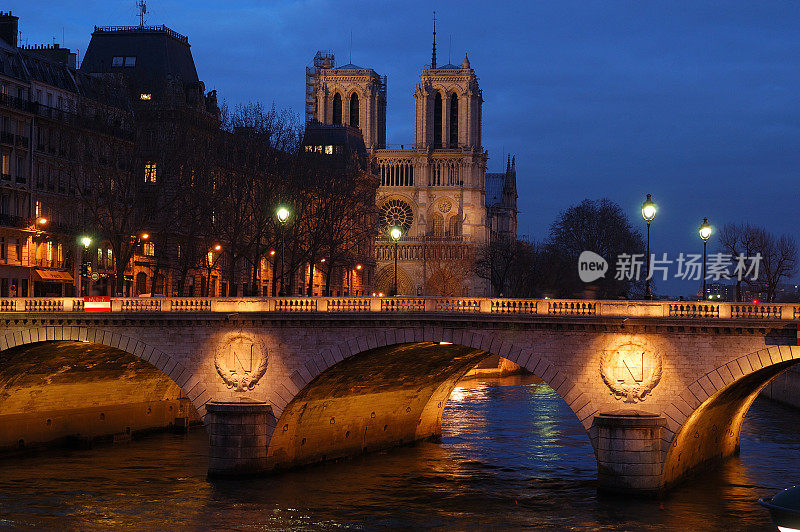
0 374 796 530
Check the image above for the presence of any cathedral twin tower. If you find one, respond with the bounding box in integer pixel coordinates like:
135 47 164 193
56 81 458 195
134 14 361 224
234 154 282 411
306 32 516 297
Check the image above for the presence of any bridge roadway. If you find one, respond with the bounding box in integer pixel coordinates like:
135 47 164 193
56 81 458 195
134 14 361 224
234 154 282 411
0 296 798 494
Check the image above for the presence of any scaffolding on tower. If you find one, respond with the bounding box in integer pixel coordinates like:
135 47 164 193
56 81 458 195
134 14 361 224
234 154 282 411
305 51 335 123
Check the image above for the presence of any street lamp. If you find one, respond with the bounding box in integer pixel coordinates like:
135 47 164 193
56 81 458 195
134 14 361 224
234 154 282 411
80 236 92 248
699 217 712 300
390 226 402 296
641 194 657 300
276 206 290 296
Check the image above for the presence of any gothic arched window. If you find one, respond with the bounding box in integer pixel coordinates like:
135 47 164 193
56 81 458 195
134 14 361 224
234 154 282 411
349 93 359 128
332 93 342 125
448 215 461 237
449 94 458 148
432 213 444 237
433 92 443 148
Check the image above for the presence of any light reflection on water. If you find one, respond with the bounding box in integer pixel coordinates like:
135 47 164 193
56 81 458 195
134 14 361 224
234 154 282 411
0 374 797 530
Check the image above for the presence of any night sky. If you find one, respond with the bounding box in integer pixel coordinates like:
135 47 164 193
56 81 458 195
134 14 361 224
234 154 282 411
13 1 800 295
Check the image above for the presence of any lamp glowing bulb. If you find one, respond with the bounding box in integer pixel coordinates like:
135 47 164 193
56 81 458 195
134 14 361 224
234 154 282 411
276 206 290 223
699 218 712 241
641 194 657 222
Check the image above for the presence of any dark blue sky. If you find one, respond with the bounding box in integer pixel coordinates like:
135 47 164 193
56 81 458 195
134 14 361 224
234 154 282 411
13 1 800 295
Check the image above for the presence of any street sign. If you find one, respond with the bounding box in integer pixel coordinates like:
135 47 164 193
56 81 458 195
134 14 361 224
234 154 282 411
84 296 111 312
91 272 100 281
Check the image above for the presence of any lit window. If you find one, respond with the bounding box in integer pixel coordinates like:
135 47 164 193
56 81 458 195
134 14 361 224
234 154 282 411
140 93 151 101
107 248 113 262
111 56 124 67
324 145 333 155
143 242 155 256
34 200 41 217
207 251 214 264
144 161 157 183
124 57 136 67
97 248 103 262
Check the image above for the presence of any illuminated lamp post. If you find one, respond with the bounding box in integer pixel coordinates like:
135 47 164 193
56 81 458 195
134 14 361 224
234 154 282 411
641 194 657 300
390 226 402 296
276 206 290 296
699 218 712 300
79 236 92 297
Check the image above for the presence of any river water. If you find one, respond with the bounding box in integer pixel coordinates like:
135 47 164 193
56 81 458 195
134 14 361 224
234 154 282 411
0 374 797 531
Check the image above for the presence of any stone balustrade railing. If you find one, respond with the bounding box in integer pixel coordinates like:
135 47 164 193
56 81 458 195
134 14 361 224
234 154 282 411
0 297 796 320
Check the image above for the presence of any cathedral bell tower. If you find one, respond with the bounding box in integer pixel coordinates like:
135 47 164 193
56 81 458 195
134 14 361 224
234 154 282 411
307 51 387 150
414 19 482 150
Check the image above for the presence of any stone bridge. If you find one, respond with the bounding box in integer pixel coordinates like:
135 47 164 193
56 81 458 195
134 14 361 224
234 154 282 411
0 296 798 494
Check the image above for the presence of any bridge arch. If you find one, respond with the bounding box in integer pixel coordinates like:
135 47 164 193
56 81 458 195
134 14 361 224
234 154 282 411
266 327 598 470
661 344 800 488
0 325 208 419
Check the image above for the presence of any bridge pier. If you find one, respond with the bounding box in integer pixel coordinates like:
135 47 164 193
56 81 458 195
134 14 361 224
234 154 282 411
594 411 666 494
206 401 274 477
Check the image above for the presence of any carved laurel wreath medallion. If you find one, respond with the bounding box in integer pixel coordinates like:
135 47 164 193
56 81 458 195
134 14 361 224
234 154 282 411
214 335 268 392
600 342 662 403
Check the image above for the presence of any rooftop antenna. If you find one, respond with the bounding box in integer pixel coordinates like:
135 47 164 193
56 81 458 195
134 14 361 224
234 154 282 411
431 11 437 68
137 0 147 26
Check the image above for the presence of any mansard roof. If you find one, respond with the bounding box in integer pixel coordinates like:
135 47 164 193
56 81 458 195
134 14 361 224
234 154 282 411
80 25 200 96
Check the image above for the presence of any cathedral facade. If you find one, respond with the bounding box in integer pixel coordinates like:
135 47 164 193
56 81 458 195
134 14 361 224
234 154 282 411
306 42 516 297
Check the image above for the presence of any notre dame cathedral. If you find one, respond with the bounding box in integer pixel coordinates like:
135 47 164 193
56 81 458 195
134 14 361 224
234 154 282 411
306 29 517 297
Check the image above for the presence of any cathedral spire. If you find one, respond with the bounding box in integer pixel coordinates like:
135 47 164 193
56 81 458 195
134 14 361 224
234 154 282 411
431 11 437 68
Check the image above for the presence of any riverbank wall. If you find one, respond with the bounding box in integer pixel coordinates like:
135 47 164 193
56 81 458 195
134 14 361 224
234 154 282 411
761 364 800 409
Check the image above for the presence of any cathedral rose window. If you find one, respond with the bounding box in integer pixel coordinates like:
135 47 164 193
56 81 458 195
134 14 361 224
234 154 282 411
380 199 414 234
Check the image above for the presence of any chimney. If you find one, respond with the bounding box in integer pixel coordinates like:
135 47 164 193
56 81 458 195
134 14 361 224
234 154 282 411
0 12 18 48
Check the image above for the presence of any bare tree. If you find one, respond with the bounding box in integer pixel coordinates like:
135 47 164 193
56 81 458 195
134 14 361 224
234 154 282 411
719 223 798 302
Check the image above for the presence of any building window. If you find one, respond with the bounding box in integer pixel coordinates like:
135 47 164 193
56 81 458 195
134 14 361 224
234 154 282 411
449 94 459 148
111 56 124 67
143 242 155 256
1 154 8 176
144 161 157 183
124 56 136 67
34 200 41 217
107 248 113 263
332 93 342 125
349 93 359 128
432 213 444 237
433 92 443 148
